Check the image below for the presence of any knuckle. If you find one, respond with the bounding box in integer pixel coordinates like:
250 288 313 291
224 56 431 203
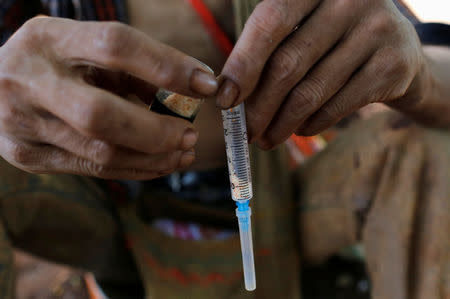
252 1 292 37
152 116 185 152
89 141 116 166
0 77 19 98
302 110 334 136
390 83 408 100
18 17 42 40
78 99 109 137
269 45 303 85
151 60 176 87
10 143 33 165
389 57 409 78
0 106 23 133
290 78 326 114
324 101 344 119
226 48 260 83
81 159 109 177
286 99 309 121
377 48 408 80
18 17 56 47
384 75 410 101
305 75 327 99
366 13 395 37
93 166 110 177
95 22 131 61
365 88 383 104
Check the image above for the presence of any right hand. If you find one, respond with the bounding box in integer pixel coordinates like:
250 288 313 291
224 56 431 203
0 17 218 180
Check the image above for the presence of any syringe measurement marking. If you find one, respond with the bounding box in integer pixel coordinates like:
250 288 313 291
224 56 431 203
231 151 245 156
230 152 245 158
231 164 249 181
231 156 248 167
233 157 246 163
224 112 251 199
234 185 249 190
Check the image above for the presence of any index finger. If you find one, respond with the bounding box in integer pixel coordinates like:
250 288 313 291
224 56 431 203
27 17 218 98
217 0 320 108
36 77 198 155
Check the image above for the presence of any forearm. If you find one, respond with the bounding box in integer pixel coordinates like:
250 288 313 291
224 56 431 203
390 45 450 129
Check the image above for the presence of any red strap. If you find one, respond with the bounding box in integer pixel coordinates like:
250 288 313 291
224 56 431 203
185 0 330 160
185 0 234 56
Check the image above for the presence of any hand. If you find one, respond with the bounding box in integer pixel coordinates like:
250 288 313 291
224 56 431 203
217 0 424 149
0 17 218 179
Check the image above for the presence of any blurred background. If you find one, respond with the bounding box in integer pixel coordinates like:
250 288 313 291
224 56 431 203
404 0 450 24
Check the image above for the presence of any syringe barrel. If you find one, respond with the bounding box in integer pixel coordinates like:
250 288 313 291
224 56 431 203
223 104 256 291
221 104 253 201
236 203 256 291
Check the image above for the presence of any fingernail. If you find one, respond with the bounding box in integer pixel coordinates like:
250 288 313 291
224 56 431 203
179 149 196 168
192 58 214 74
190 69 218 96
216 79 240 109
181 129 199 150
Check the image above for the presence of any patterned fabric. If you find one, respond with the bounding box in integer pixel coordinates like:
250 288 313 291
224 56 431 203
0 0 449 46
0 0 127 45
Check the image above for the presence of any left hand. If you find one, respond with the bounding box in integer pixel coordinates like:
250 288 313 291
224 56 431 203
217 0 424 149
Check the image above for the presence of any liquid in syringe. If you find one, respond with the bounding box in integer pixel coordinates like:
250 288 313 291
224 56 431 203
222 105 252 200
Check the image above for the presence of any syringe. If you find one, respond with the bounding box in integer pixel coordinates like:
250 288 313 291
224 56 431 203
221 103 256 291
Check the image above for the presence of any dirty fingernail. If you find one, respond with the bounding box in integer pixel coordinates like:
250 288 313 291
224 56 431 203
190 69 218 96
193 58 214 74
216 79 240 109
182 129 199 150
179 149 196 168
